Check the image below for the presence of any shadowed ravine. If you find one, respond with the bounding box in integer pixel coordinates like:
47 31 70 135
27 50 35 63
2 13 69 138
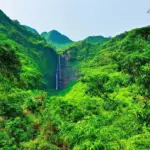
55 51 79 90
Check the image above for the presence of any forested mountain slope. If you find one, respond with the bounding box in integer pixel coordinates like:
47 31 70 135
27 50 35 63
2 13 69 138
57 41 103 88
23 25 39 34
56 35 111 89
84 35 111 45
0 10 57 149
0 9 57 89
46 26 150 149
41 30 73 50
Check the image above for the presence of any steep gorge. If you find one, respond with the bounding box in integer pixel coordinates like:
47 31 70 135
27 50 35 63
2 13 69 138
55 51 79 90
54 41 105 90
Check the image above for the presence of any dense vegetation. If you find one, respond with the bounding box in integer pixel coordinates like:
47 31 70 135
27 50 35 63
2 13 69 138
0 9 150 150
84 36 111 45
42 26 150 150
0 10 57 89
24 25 39 34
0 10 57 149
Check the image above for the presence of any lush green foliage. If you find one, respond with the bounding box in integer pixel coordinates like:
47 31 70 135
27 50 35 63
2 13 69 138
45 26 150 149
0 9 57 89
84 35 110 45
0 9 150 150
0 10 57 149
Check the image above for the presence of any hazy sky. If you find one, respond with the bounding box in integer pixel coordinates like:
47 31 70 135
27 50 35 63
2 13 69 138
0 0 150 41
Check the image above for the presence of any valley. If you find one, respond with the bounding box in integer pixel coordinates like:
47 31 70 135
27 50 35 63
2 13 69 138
0 9 150 150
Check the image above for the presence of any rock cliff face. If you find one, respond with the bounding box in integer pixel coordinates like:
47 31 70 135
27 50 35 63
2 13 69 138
56 50 80 89
55 41 106 90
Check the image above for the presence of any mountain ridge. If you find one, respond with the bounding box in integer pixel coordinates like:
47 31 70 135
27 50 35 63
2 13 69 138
84 35 111 44
23 25 39 34
41 30 73 50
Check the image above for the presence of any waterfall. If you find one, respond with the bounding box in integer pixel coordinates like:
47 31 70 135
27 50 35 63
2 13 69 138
59 55 61 80
56 63 58 90
56 55 60 90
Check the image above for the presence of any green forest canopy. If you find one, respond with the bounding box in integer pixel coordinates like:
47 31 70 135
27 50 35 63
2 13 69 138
0 9 150 150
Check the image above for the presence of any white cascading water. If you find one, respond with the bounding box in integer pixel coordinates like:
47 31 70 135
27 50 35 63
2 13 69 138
56 55 61 90
56 57 59 90
59 55 61 80
56 64 58 90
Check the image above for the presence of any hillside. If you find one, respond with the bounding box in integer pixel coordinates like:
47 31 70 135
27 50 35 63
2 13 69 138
56 36 110 89
24 25 39 34
47 26 150 149
84 35 111 45
0 9 57 89
41 30 73 50
56 41 101 89
0 9 58 149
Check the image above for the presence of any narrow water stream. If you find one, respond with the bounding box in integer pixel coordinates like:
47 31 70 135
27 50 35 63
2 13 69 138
56 55 60 90
56 63 58 90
